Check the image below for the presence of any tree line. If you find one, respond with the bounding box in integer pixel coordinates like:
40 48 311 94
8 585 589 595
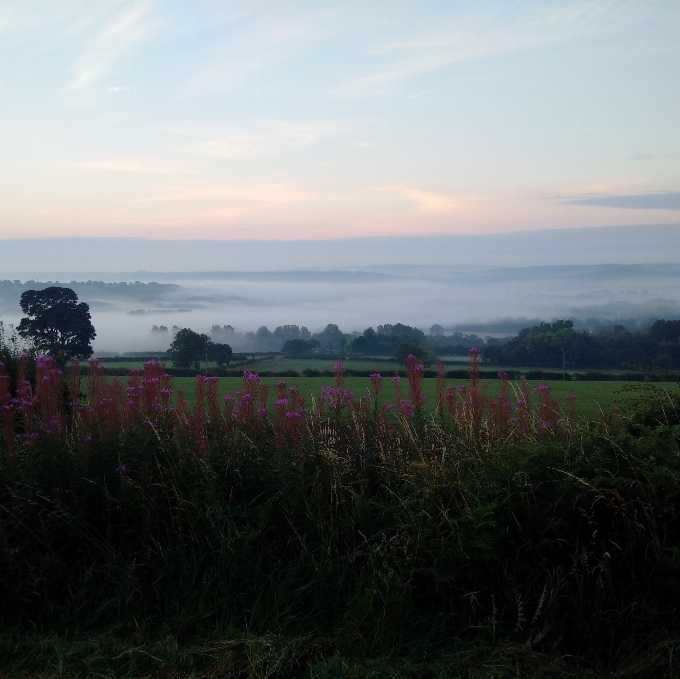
158 322 485 363
483 319 680 370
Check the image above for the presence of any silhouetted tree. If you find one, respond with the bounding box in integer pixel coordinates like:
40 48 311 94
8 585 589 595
282 338 318 356
170 328 211 368
17 287 95 359
208 342 233 366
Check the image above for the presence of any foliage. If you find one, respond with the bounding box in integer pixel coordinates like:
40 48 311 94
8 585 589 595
169 327 212 368
17 286 95 360
171 330 233 367
312 323 347 352
347 323 430 358
274 324 312 341
282 338 319 356
211 324 313 353
166 316 680 367
648 319 680 343
0 359 678 677
0 321 36 397
394 340 430 364
208 341 233 366
428 326 486 354
485 318 680 369
0 320 32 365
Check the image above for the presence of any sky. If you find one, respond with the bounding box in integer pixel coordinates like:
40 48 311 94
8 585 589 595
0 0 679 242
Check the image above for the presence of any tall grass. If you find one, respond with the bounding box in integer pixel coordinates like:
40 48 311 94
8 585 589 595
0 351 679 677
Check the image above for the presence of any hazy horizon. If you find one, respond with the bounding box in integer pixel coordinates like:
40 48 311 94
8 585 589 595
1 246 679 353
1 223 680 275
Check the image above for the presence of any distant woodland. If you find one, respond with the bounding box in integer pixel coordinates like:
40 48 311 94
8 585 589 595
149 318 680 370
483 319 680 370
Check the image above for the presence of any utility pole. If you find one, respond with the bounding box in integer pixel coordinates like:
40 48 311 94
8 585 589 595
562 348 566 381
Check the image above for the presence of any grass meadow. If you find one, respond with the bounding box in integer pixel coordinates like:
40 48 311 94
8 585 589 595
91 354 653 376
170 375 675 422
91 356 679 422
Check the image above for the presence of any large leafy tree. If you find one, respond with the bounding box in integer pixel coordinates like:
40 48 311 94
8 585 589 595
170 328 212 368
18 287 95 359
208 342 233 366
282 338 318 356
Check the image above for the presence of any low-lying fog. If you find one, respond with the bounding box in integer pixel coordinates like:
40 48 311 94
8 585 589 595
1 227 679 353
1 263 679 354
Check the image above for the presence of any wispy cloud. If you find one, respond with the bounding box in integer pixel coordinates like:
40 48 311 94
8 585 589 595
563 192 680 211
186 120 345 159
65 3 158 92
181 8 338 96
556 180 647 197
137 182 317 205
384 186 463 214
118 207 248 228
333 6 605 98
407 89 437 99
75 159 190 174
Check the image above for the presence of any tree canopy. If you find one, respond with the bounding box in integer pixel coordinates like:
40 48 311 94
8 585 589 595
170 329 233 368
208 342 233 366
483 319 680 370
346 323 427 357
282 338 319 356
17 287 95 359
170 328 212 368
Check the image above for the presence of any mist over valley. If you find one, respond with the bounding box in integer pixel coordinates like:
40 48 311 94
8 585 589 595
1 257 679 354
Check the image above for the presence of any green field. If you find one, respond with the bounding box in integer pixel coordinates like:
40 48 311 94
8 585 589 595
93 357 679 421
159 375 677 421
90 356 406 373
234 356 405 373
90 354 654 377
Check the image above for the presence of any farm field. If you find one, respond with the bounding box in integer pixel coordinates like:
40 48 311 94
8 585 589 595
89 356 406 373
164 375 677 421
234 356 405 373
90 355 647 376
249 356 663 376
89 353 678 421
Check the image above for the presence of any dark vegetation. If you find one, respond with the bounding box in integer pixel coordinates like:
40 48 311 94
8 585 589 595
346 323 428 357
484 319 680 370
281 338 319 355
345 319 680 371
0 341 679 677
17 287 95 360
170 327 233 368
143 317 680 380
210 318 680 374
212 323 320 354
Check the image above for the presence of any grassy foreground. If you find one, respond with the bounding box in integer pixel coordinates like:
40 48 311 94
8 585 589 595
1 358 680 677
